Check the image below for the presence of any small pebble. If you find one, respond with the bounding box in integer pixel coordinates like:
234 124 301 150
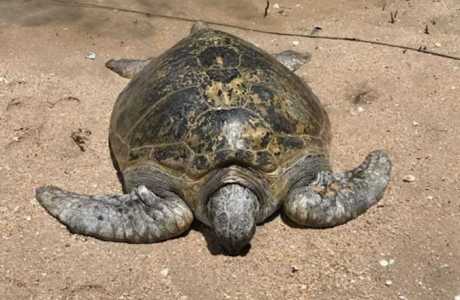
273 3 280 9
427 195 433 200
385 280 393 286
160 268 169 277
291 265 300 273
292 40 300 47
379 259 389 267
399 296 408 300
300 284 307 290
412 121 419 126
351 106 365 115
434 42 442 47
402 175 416 182
86 52 96 60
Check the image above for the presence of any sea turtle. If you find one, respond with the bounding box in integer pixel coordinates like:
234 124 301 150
36 22 391 255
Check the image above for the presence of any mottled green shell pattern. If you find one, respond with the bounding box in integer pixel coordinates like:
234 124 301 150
109 29 330 179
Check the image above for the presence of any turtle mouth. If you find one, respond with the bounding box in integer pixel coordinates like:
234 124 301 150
215 226 255 256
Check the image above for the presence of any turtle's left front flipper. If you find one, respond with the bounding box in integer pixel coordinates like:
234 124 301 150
36 185 193 243
284 150 391 228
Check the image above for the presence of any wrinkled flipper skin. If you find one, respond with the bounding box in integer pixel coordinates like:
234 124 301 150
105 58 152 79
284 150 391 228
273 50 311 72
36 185 193 243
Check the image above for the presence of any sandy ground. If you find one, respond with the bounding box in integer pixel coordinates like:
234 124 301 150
1 0 459 299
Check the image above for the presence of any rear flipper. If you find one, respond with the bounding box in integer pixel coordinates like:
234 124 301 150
273 50 311 72
36 185 193 243
105 58 153 79
104 21 207 79
284 150 391 228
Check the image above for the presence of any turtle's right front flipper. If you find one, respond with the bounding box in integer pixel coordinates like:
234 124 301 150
105 58 153 79
284 150 391 228
36 185 193 243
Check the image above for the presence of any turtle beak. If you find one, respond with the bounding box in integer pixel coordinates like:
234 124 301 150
208 184 259 255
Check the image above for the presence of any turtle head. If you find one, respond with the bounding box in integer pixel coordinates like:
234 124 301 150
208 183 259 255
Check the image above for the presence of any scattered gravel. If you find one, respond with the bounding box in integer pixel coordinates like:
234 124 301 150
379 258 395 267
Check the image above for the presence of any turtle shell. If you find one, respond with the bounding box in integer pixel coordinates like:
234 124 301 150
109 29 330 180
